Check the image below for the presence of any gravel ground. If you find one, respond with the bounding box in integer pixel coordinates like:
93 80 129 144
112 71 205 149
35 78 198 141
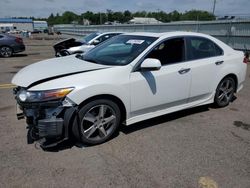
0 37 249 188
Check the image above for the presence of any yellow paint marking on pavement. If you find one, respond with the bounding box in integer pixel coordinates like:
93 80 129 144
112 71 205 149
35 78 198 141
0 84 16 89
199 177 218 188
0 84 15 86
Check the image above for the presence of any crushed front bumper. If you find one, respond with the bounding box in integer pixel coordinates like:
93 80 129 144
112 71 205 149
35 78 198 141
15 96 76 148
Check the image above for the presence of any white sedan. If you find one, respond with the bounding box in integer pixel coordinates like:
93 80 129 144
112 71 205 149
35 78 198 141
12 32 247 148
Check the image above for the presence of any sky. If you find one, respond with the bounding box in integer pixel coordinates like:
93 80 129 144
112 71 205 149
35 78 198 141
0 0 249 18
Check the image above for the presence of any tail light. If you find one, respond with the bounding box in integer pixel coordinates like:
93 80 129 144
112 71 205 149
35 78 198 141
15 37 23 44
243 52 249 64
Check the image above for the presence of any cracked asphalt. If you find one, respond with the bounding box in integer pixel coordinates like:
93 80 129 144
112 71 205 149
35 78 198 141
0 37 249 188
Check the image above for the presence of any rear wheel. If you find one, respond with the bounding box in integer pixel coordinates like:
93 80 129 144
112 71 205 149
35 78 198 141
214 77 236 107
72 99 121 145
0 46 13 57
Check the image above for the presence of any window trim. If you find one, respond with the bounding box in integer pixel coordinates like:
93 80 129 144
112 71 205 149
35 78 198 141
186 36 224 61
133 36 188 72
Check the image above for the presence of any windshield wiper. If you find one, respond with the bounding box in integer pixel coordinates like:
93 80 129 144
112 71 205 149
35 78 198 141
75 54 84 60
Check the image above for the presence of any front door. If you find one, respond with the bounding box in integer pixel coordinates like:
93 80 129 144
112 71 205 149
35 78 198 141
130 37 191 117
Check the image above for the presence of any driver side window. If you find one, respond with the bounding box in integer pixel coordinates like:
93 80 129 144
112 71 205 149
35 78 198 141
146 37 185 65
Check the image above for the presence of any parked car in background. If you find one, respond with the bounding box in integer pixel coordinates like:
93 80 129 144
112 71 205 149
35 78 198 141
12 32 247 148
53 31 123 57
7 30 22 34
0 34 25 57
31 29 42 34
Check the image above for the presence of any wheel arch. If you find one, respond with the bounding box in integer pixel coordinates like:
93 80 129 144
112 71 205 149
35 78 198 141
220 73 238 93
78 94 127 124
0 45 13 50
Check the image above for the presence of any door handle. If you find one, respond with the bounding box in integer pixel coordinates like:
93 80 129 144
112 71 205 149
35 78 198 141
178 68 191 74
215 60 224 65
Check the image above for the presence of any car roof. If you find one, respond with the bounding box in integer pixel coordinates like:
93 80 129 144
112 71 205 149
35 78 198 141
123 31 234 53
123 31 212 38
99 31 123 35
0 33 14 38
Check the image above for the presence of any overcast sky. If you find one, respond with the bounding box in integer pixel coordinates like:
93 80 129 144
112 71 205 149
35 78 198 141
0 0 249 18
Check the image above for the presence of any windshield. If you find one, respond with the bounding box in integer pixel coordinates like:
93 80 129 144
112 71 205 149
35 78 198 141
81 32 100 43
78 35 158 66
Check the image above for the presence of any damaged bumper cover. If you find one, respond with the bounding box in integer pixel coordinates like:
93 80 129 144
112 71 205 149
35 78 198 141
14 87 76 148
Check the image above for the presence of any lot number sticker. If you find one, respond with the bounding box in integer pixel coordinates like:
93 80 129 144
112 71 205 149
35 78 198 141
126 40 145 44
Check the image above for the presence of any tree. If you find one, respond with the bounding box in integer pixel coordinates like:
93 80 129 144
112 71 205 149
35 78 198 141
61 11 78 24
170 10 181 22
45 9 215 26
47 13 55 25
124 10 133 23
181 10 215 21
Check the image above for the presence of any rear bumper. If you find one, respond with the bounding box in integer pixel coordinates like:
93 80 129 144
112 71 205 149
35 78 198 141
12 44 25 53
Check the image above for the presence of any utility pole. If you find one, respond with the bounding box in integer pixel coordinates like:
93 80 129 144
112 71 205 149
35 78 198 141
212 0 216 15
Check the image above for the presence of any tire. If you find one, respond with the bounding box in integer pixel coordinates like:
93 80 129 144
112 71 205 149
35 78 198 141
55 51 61 57
0 46 13 57
60 50 70 56
72 99 121 145
214 77 236 107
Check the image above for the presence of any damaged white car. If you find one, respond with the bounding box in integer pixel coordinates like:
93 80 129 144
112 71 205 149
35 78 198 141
12 32 247 148
53 32 122 57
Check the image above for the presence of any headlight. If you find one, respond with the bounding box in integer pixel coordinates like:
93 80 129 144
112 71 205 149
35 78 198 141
17 87 74 102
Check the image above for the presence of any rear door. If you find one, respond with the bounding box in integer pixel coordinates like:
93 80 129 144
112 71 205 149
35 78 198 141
185 36 224 102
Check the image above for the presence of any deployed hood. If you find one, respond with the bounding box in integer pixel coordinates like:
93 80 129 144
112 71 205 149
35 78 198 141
53 38 84 53
12 55 111 88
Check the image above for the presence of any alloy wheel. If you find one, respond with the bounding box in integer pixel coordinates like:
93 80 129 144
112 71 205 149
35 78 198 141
0 46 13 57
81 104 117 141
215 77 235 107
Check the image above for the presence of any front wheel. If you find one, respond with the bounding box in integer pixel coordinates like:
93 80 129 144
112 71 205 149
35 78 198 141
214 77 236 107
72 99 121 145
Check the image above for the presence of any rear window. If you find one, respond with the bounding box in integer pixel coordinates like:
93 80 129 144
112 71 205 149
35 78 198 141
187 37 223 60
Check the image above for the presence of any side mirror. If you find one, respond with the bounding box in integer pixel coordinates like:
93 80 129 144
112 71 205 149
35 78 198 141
92 39 100 45
140 58 161 71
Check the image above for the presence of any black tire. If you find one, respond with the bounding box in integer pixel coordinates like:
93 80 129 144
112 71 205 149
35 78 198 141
72 99 121 145
60 50 70 56
0 46 13 57
214 77 236 107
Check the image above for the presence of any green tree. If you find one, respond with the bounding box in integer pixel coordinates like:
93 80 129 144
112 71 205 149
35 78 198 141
124 10 132 23
61 11 79 24
181 10 215 21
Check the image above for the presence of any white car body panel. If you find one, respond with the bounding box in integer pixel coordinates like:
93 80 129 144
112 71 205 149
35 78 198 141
12 55 110 87
12 32 247 126
130 63 191 116
68 45 95 54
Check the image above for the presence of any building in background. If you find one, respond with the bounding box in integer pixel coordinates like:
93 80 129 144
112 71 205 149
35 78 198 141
0 18 33 32
33 20 48 32
129 17 162 24
0 23 14 33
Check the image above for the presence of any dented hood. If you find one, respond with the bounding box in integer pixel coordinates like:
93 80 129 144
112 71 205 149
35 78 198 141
12 55 110 88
